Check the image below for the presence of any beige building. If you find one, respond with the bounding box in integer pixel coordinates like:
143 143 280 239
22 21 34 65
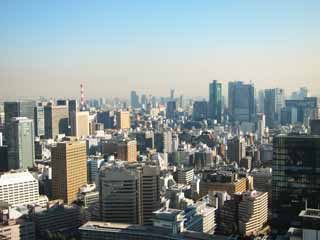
116 111 130 129
118 140 137 162
238 191 268 236
52 139 87 204
44 104 69 139
70 111 89 137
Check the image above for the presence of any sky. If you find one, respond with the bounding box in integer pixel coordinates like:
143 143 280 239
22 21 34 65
1 0 320 100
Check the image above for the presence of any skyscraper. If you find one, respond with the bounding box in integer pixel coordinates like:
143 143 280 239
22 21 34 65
99 161 160 225
227 136 246 164
166 101 177 119
34 105 45 137
193 101 208 121
264 88 285 128
209 80 222 123
228 81 255 123
272 134 320 231
70 111 89 137
8 117 35 169
44 104 69 139
4 100 36 140
52 139 87 204
115 111 131 129
130 91 140 108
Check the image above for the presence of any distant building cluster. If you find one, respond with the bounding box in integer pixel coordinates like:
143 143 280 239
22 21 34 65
0 81 319 239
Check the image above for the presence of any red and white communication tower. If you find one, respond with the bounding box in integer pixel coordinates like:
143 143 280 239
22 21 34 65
80 83 86 111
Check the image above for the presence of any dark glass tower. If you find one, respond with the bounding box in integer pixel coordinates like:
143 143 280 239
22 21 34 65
228 81 255 123
272 134 320 232
209 80 222 123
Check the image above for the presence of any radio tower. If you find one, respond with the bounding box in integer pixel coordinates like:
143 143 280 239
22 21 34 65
80 83 86 111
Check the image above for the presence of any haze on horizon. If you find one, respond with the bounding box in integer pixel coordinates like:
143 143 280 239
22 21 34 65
1 0 320 100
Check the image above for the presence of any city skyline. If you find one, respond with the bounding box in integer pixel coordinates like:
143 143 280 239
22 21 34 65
1 1 320 99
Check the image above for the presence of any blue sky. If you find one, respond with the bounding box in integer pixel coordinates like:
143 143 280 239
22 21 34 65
0 0 319 99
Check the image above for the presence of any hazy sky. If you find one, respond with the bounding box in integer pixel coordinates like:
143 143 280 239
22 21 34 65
1 0 320 100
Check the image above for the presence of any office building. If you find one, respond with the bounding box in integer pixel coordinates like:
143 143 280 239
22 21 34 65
0 170 39 206
166 101 177 119
97 111 115 129
135 131 154 153
310 119 320 135
285 97 319 124
238 191 268 236
79 221 214 240
52 139 87 204
99 161 160 225
209 80 222 123
130 91 140 108
272 134 320 231
68 99 77 116
228 81 255 122
115 111 130 129
200 172 248 198
30 201 81 239
102 139 137 162
227 136 246 164
256 113 266 141
264 88 285 128
8 117 35 169
4 100 36 140
87 156 105 183
0 145 8 171
174 167 194 185
193 101 208 121
0 203 35 240
154 131 172 153
70 111 89 137
44 104 69 139
34 105 45 137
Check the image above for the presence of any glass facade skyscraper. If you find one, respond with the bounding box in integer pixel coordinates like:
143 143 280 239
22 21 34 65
228 81 255 123
8 117 35 169
209 80 222 123
272 134 320 231
264 88 285 128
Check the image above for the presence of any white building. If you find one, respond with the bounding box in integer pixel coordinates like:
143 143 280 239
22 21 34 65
0 170 40 206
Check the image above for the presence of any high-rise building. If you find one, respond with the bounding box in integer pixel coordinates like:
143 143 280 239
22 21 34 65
116 111 130 129
238 191 268 236
272 134 320 231
0 170 39 206
102 139 137 162
8 117 35 169
193 101 208 121
52 139 87 204
285 97 319 124
70 111 89 137
264 88 285 128
227 136 246 164
130 91 140 108
154 131 172 153
228 81 255 122
34 105 45 137
117 140 137 163
209 80 222 123
44 104 69 139
4 100 36 140
0 145 8 171
97 111 115 129
166 101 177 119
256 113 265 141
99 161 160 225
